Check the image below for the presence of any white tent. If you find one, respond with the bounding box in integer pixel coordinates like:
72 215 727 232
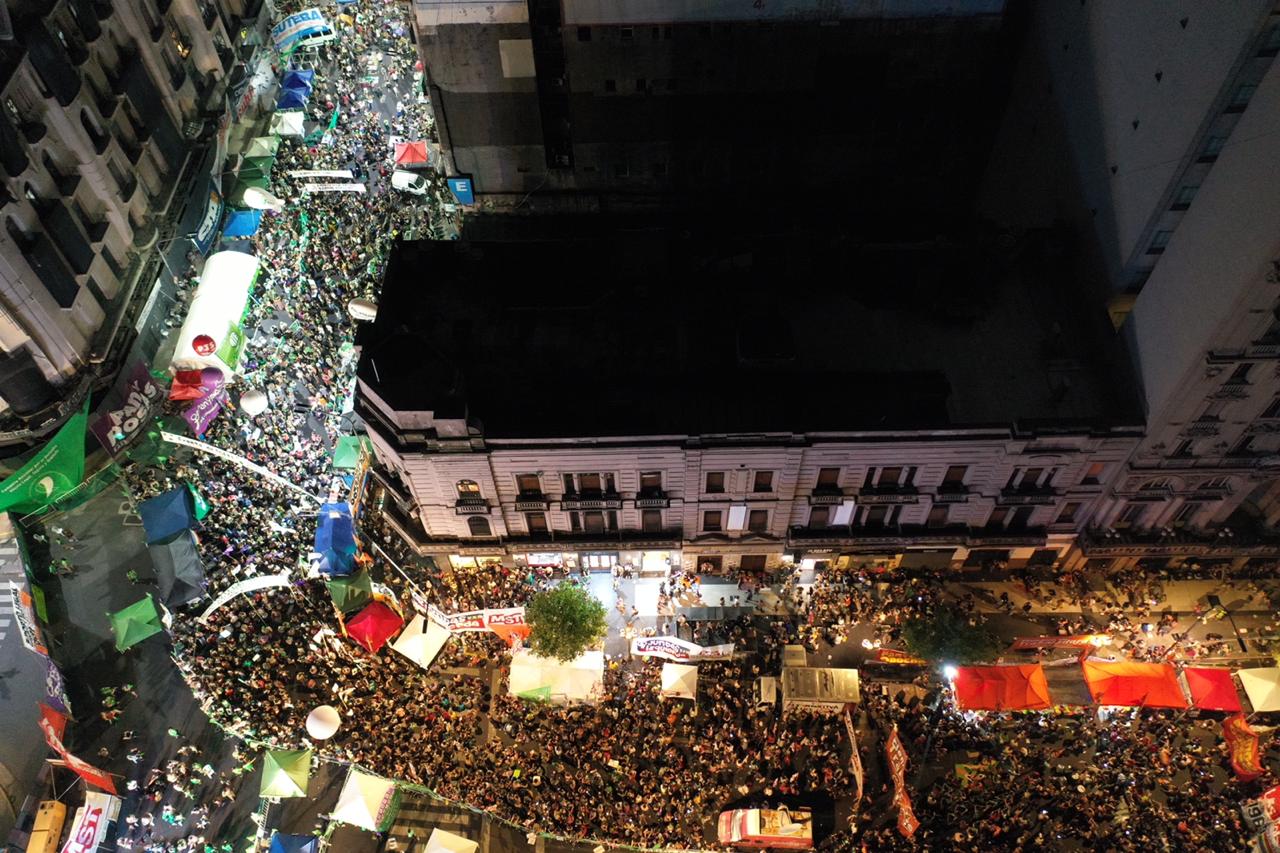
332 768 398 831
425 828 479 853
170 251 259 376
661 663 698 700
391 614 451 670
508 649 604 704
271 110 306 137
1239 667 1280 713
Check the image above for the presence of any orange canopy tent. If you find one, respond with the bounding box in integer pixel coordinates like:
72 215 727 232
346 601 404 654
393 141 430 167
1183 667 1243 712
1081 660 1187 708
953 665 1051 712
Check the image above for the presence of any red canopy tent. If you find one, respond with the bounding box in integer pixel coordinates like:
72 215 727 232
953 665 1051 711
346 601 404 654
1081 660 1187 708
393 141 430 168
1183 667 1243 712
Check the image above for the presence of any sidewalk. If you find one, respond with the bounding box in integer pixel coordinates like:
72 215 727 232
947 578 1278 616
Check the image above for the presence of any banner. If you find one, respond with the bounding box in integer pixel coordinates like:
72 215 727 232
60 791 121 853
885 727 919 839
271 8 332 51
426 603 529 644
0 399 88 514
287 169 354 179
45 658 71 715
90 362 163 456
10 581 48 657
198 572 293 623
1244 786 1280 834
873 648 927 665
1008 634 1108 650
192 182 224 256
629 636 735 662
1226 714 1266 781
38 704 117 794
844 704 863 804
302 183 366 194
216 322 246 371
160 432 322 501
183 388 227 436
1254 824 1280 853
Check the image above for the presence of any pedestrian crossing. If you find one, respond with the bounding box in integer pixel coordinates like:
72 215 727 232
0 538 23 646
387 794 480 849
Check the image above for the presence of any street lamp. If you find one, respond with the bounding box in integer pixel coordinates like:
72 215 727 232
1206 594 1249 653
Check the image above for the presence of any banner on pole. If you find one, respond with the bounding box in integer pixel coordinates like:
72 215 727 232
38 704 117 793
885 726 919 839
45 658 71 715
160 432 323 502
844 704 864 805
1226 713 1266 781
90 362 163 456
425 603 529 644
629 636 734 662
0 399 89 514
59 791 121 853
10 581 48 657
198 573 294 623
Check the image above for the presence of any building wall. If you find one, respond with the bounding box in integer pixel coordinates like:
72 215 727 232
0 0 238 420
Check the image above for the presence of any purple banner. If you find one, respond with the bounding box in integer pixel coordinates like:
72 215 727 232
90 362 163 456
183 389 227 436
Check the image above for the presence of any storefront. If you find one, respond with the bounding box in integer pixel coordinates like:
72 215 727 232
511 549 679 576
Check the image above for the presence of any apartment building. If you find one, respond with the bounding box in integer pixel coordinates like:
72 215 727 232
410 0 1016 221
356 221 1144 577
980 1 1280 573
0 0 261 444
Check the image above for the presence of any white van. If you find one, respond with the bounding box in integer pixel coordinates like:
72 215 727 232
391 170 429 195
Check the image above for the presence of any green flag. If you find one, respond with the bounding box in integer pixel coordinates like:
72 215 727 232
327 106 340 131
0 399 88 514
186 483 210 521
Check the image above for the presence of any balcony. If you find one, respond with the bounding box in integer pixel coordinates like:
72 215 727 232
506 528 684 551
854 485 920 505
933 485 970 504
20 121 46 144
635 492 670 509
996 486 1059 506
1209 344 1280 362
562 492 623 510
808 486 845 506
93 0 114 21
202 2 219 29
454 497 490 515
1079 525 1280 558
513 493 549 512
168 61 187 91
130 218 156 249
0 115 27 176
92 84 120 119
66 39 90 66
72 1 102 41
787 524 1046 550
119 133 144 165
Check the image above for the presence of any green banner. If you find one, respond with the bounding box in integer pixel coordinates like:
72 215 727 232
217 322 246 371
0 399 89 514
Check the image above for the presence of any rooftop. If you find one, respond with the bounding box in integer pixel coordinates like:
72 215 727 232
357 216 1143 440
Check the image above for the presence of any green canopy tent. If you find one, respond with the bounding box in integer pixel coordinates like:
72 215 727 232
229 174 271 207
239 154 276 182
110 595 163 651
260 748 312 798
326 569 372 614
331 435 371 470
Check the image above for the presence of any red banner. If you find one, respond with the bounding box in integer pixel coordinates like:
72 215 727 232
1008 634 1108 650
844 704 863 804
1224 713 1265 782
873 648 928 665
37 704 117 794
884 727 919 838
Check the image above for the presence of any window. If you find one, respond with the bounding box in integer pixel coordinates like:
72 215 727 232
1147 230 1172 254
641 509 662 532
1229 435 1255 456
986 507 1008 528
1200 476 1230 490
863 506 888 527
663 25 672 40
666 78 677 91
1008 507 1034 530
636 78 646 92
926 505 949 527
1199 400 1226 420
942 465 968 487
1170 439 1195 458
456 480 481 498
1200 134 1227 161
747 509 768 532
620 26 634 41
752 471 774 492
3 97 19 123
740 555 766 572
569 511 581 531
816 467 840 487
702 510 722 532
1228 82 1257 111
808 506 830 528
877 467 902 487
1055 502 1082 525
604 473 616 492
577 26 591 41
563 473 576 494
1261 22 1280 56
606 511 618 531
1012 468 1043 490
640 472 662 493
604 79 616 93
1173 502 1201 527
1264 398 1280 419
1227 363 1253 384
579 473 602 493
705 472 725 493
1172 185 1198 210
1117 503 1146 527
168 19 191 59
584 511 605 533
467 516 492 537
516 474 541 494
1140 478 1171 492
526 512 548 533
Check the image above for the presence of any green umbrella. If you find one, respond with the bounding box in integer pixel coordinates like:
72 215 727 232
516 686 553 702
331 436 371 470
110 596 163 651
326 569 373 614
260 748 312 798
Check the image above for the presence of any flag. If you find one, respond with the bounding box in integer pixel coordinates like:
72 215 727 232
38 703 117 794
0 399 88 514
1225 713 1265 781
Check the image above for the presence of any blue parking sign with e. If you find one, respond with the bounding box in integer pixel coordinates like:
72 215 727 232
446 177 475 205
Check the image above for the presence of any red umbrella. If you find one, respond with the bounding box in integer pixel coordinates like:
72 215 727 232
346 601 403 654
393 141 429 167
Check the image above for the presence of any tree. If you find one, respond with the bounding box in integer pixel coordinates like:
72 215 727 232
525 583 608 662
900 608 1003 665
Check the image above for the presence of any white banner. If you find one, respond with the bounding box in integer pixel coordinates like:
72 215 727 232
288 170 355 179
60 792 121 853
198 573 293 623
302 183 366 194
426 603 526 634
160 432 323 502
630 636 734 662
9 581 47 657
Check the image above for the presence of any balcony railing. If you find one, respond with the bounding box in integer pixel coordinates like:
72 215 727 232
996 486 1059 506
454 497 489 515
808 486 845 505
562 492 623 510
934 485 970 503
854 485 920 505
1080 525 1280 558
635 494 670 509
787 524 1046 549
513 494 548 512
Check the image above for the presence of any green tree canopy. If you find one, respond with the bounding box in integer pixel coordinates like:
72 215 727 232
525 583 608 662
900 607 1004 665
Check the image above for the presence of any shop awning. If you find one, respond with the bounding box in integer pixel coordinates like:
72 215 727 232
953 664 1051 712
1238 667 1280 713
1183 667 1243 712
148 530 206 609
223 209 263 238
1081 660 1187 709
270 836 319 853
326 568 372 614
393 141 430 167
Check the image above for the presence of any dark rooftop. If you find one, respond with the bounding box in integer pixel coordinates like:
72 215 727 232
357 216 1143 440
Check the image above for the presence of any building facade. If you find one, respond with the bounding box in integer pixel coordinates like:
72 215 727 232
979 1 1280 573
0 0 260 443
411 0 1015 220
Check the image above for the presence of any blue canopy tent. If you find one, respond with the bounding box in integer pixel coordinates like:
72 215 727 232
313 502 356 576
139 487 198 545
276 85 310 110
269 835 320 853
223 209 264 238
281 69 315 91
